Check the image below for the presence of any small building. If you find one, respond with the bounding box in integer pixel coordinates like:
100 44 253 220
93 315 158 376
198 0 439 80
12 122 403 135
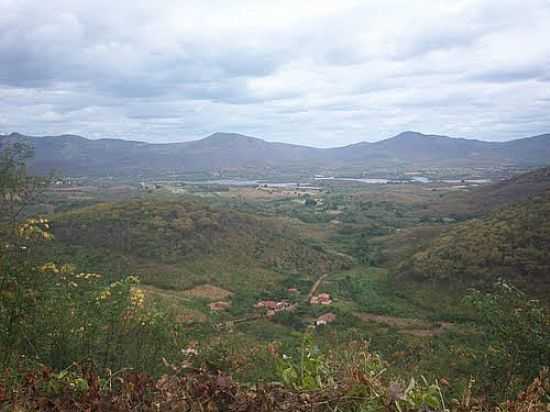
310 293 332 305
315 312 336 326
254 300 279 310
255 300 296 314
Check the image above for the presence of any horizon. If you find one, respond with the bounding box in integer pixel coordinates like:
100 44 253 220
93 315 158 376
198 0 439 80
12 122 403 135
1 1 549 146
3 129 549 149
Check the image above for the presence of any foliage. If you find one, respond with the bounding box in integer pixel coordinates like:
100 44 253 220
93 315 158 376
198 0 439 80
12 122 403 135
403 194 550 288
276 331 333 390
0 143 50 231
464 281 550 399
4 336 545 411
0 219 182 374
0 148 183 375
45 199 349 289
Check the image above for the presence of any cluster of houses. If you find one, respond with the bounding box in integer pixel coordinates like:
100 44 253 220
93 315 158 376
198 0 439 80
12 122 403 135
207 287 336 328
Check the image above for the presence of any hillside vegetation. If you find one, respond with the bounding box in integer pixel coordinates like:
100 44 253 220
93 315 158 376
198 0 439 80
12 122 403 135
402 193 550 289
423 166 550 218
44 199 349 291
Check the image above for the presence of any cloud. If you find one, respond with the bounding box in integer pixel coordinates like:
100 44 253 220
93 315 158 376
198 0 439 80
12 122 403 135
0 0 550 146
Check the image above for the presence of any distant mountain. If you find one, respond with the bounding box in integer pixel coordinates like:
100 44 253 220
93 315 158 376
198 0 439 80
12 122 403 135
336 131 550 167
1 131 549 177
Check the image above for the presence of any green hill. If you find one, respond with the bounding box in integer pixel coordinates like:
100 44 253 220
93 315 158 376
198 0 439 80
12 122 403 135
44 199 350 292
402 193 550 290
423 166 550 218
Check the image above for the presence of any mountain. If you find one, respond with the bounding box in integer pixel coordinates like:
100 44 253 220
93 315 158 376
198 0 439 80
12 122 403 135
1 131 550 177
335 131 550 167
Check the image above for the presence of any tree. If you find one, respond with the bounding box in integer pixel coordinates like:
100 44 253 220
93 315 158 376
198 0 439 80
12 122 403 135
0 142 49 235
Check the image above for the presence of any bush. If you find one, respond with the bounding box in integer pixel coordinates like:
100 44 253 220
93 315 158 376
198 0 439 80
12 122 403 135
464 280 550 399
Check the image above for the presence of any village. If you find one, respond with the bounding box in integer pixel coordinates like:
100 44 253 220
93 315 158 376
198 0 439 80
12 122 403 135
207 285 337 328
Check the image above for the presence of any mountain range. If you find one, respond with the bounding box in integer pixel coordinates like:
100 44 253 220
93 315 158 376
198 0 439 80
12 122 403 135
1 131 550 177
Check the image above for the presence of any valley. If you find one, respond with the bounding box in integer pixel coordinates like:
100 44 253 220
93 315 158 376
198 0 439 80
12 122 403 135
14 160 547 399
1 138 549 410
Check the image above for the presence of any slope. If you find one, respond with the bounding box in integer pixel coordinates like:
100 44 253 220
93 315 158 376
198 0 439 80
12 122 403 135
42 199 350 292
423 166 550 218
401 192 550 290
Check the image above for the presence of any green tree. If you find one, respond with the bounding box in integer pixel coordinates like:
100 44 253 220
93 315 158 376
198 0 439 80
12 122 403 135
0 143 45 230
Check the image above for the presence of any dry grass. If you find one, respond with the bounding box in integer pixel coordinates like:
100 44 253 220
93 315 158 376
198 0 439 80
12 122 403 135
142 285 208 323
182 284 234 301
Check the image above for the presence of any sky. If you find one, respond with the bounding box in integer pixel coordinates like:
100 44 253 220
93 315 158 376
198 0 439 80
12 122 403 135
1 0 550 147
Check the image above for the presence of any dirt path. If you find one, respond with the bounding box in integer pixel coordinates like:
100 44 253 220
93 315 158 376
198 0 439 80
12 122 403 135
354 312 453 337
306 273 330 303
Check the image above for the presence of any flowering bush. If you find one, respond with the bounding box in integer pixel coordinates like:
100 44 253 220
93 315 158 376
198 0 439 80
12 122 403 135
1 212 182 375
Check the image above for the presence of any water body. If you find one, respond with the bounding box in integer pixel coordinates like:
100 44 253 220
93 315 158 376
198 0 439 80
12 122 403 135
411 176 431 183
440 179 492 184
315 177 390 184
182 179 259 186
181 176 491 187
182 179 301 187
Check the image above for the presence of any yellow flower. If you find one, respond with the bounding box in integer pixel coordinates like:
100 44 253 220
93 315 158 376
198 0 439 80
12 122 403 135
130 287 145 308
40 262 60 274
97 289 112 301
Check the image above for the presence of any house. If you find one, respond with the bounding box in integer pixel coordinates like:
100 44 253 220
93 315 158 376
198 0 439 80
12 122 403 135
315 312 336 326
254 300 279 310
310 293 332 305
254 300 296 315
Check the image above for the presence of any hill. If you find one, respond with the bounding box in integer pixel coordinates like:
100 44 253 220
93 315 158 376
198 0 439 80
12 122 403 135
401 192 550 290
1 130 549 177
422 166 550 218
42 199 350 292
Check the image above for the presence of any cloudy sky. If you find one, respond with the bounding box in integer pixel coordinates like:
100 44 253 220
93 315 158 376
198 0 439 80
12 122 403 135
1 0 549 146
